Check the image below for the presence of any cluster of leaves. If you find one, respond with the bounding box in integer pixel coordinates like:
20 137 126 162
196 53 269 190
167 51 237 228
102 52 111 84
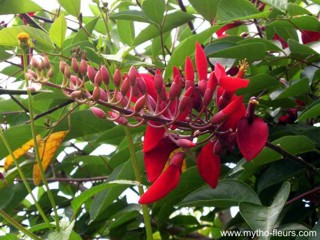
0 0 320 239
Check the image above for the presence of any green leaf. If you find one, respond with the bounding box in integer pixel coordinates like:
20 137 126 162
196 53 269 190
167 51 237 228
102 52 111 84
47 220 75 240
216 0 261 23
260 0 288 11
189 0 221 22
276 78 309 99
133 11 195 46
117 20 135 46
239 38 282 51
0 234 18 240
0 0 41 14
72 17 99 43
179 179 261 208
49 14 67 49
71 180 139 215
164 25 220 79
0 26 54 51
287 3 311 16
240 182 291 240
298 99 320 122
142 0 165 24
0 184 15 209
206 42 266 63
110 10 152 23
58 0 81 17
288 39 318 58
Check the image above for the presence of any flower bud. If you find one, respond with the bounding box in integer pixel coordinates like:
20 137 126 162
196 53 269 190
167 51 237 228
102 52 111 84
94 69 102 86
213 140 222 155
30 57 39 69
175 139 196 148
203 89 214 107
26 69 37 80
70 75 78 85
27 86 36 92
198 80 207 96
128 66 137 86
113 68 121 88
70 90 82 99
170 151 185 169
120 77 130 96
99 88 108 101
87 65 96 83
100 65 109 86
59 61 67 73
71 57 79 73
134 95 146 113
178 86 193 113
42 55 50 69
64 65 71 78
92 85 101 101
137 77 147 95
46 67 54 79
108 111 128 125
154 69 164 94
79 59 87 76
169 76 182 101
90 107 106 119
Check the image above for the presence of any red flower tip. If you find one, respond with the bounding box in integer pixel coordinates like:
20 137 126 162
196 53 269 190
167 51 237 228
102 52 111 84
113 68 122 88
195 42 208 81
196 141 220 188
211 96 243 124
170 151 185 168
219 76 249 93
100 65 110 86
143 126 166 152
185 56 194 82
128 66 137 86
87 65 96 83
237 117 268 161
175 139 196 148
90 107 106 119
139 164 181 204
154 70 164 94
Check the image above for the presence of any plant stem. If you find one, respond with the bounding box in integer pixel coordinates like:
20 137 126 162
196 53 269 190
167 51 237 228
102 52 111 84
0 127 52 230
0 209 42 240
286 186 320 206
22 53 61 231
124 127 153 240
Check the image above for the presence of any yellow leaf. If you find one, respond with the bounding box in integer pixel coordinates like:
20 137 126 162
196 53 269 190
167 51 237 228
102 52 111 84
4 136 40 171
33 131 68 185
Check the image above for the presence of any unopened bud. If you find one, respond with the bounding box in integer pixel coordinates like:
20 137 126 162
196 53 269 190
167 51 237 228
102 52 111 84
87 65 96 83
92 86 101 101
94 69 102 86
108 111 128 125
154 69 164 94
71 57 79 73
169 76 182 100
113 68 121 88
134 95 146 112
128 66 137 86
70 90 82 99
91 107 106 119
175 139 196 148
27 86 36 92
26 69 37 80
99 88 108 101
170 151 185 169
211 111 228 125
198 80 207 96
137 77 147 95
42 55 50 69
60 61 67 73
120 77 130 96
79 59 87 76
100 65 109 86
203 89 214 106
213 140 222 154
46 67 54 78
30 57 39 69
64 65 71 78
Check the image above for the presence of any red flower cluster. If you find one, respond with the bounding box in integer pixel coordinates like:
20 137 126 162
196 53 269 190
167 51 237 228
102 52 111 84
138 43 268 204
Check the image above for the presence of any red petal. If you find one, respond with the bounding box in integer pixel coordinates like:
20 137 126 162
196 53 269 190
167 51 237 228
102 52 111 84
237 117 268 161
214 63 226 81
195 42 207 81
144 139 178 182
185 57 194 82
139 165 181 204
143 125 165 152
196 142 220 188
140 73 157 101
219 76 249 93
221 96 243 115
221 103 246 130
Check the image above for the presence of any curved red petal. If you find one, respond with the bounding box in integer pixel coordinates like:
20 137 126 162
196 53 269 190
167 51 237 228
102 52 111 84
214 63 226 81
221 103 246 130
139 165 181 204
196 142 220 188
140 73 157 101
185 56 194 82
143 125 165 152
237 117 268 161
144 139 178 182
195 42 207 81
222 96 244 115
219 76 249 93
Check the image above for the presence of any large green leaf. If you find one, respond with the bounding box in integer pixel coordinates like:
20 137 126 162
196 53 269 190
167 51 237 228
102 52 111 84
58 0 81 17
0 0 41 15
189 0 221 22
206 42 266 63
288 39 318 58
110 10 152 23
179 179 261 208
240 182 291 240
260 0 288 11
132 11 194 46
275 78 309 99
142 0 165 24
298 99 320 122
164 25 220 80
0 26 54 51
47 220 75 240
49 14 67 49
72 17 99 43
117 20 135 46
216 0 263 23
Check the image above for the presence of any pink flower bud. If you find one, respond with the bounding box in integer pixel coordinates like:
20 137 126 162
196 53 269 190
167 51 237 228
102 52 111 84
100 65 109 86
92 86 101 101
198 80 207 96
137 77 147 95
64 65 71 78
99 88 108 101
169 76 182 101
134 95 146 112
108 111 128 125
87 65 96 83
42 55 50 69
30 57 39 69
120 77 130 96
26 69 37 79
170 151 185 169
147 95 156 111
59 61 67 73
70 90 82 99
27 86 36 92
128 66 137 86
79 59 87 76
90 107 106 119
175 139 196 148
154 69 164 94
94 69 102 86
70 75 77 85
71 57 79 73
46 67 54 78
203 89 214 107
132 84 141 98
113 68 121 88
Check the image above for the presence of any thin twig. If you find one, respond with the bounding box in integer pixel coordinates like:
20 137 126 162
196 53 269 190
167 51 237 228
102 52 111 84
16 176 109 183
286 186 320 205
177 0 196 34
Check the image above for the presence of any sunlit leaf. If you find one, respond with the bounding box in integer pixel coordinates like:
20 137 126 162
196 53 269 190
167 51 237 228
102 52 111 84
58 0 81 17
49 14 67 49
0 0 41 14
